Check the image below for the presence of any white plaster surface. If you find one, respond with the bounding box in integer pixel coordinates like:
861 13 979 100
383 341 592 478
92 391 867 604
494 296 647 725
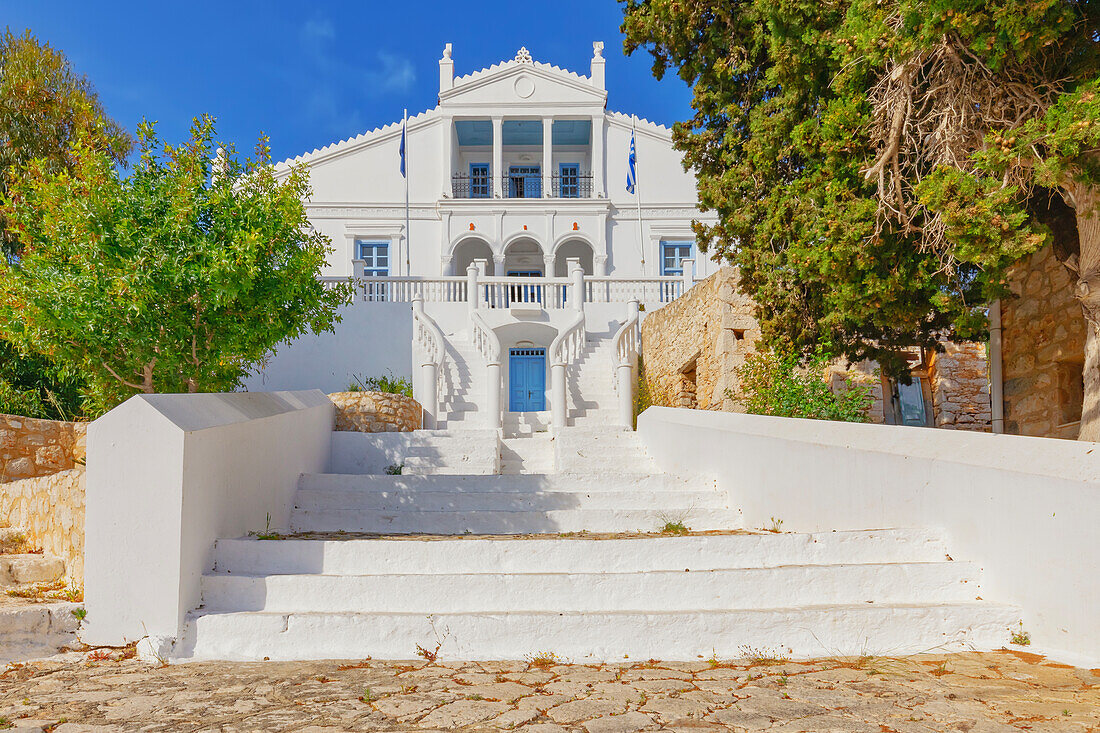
636 406 1100 666
83 391 334 647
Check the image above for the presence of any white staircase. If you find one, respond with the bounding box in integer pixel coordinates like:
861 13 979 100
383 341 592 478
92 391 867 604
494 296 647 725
174 527 1017 662
166 423 1021 663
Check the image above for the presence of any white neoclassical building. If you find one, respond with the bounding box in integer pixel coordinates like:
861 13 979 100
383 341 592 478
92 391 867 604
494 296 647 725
248 43 716 434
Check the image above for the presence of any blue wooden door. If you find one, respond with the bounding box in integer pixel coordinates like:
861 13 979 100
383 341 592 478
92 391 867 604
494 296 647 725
509 348 547 411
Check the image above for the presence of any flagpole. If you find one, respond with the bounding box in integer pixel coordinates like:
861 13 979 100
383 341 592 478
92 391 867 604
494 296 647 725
403 109 410 276
633 116 645 276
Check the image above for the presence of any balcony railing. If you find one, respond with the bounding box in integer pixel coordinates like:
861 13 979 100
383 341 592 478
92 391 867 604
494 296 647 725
451 172 492 199
551 172 593 198
449 172 595 199
320 275 688 306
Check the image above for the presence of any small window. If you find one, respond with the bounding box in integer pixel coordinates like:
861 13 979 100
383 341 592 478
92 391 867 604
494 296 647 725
470 164 490 198
559 163 580 198
661 241 694 276
356 240 390 301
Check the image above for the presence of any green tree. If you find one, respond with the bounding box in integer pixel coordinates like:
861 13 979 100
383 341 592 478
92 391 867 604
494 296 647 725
734 349 873 423
0 28 133 418
1 28 131 256
621 0 1100 438
0 115 350 415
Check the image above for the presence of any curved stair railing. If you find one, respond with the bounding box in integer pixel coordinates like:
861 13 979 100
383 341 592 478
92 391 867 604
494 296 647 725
549 310 587 430
411 297 447 429
470 309 503 430
612 299 641 428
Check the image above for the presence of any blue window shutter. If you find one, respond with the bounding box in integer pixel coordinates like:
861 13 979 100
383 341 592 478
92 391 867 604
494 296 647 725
660 240 694 276
469 163 490 198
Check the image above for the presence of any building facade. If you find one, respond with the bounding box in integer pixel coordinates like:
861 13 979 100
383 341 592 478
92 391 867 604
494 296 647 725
247 44 716 434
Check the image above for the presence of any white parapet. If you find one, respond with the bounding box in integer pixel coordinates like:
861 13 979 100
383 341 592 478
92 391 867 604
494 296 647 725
637 406 1100 667
83 391 334 648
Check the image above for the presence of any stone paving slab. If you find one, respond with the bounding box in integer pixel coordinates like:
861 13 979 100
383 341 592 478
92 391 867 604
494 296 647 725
0 650 1096 732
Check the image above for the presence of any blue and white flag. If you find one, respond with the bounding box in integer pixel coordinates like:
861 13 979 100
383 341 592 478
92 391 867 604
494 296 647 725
626 124 637 194
399 113 407 178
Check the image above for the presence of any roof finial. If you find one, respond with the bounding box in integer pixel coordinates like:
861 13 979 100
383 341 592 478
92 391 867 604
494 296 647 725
515 47 533 64
593 41 604 59
442 43 452 60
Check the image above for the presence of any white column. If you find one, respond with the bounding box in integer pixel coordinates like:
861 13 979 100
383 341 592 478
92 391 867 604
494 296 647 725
486 363 502 431
680 258 695 298
591 114 604 198
467 264 479 315
492 116 503 198
551 363 567 430
543 117 554 197
618 299 640 429
475 258 489 308
569 257 585 312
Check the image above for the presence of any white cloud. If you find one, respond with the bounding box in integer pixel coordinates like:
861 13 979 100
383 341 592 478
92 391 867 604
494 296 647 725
364 52 416 94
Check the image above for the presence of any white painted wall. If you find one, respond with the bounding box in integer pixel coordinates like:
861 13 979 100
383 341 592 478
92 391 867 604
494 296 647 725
243 303 414 394
83 391 333 647
636 407 1100 666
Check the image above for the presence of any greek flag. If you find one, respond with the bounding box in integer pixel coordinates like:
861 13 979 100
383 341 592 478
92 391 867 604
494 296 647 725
399 114 407 178
626 125 637 194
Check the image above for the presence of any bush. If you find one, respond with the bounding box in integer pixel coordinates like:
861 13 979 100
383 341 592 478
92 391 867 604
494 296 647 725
349 371 413 398
732 348 872 423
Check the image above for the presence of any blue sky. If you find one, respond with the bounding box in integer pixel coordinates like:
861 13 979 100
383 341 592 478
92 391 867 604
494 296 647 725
4 1 694 163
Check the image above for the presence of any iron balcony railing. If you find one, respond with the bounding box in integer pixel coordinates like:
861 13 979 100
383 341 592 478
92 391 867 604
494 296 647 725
552 172 593 198
451 172 492 199
449 172 595 199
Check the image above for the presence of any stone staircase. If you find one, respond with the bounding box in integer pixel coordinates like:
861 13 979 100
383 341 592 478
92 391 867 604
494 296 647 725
0 526 80 663
165 427 1020 663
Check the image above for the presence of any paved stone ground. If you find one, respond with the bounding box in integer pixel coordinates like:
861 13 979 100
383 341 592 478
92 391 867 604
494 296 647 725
1 649 1097 732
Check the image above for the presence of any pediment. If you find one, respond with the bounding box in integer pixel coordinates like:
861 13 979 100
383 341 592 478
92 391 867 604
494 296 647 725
441 62 606 109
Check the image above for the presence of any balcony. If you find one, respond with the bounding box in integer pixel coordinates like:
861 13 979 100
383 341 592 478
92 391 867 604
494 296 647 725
449 171 595 199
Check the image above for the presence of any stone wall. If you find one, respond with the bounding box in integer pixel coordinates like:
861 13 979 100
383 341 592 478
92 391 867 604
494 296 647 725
329 392 423 432
0 468 85 585
642 268 990 430
928 343 992 430
640 267 760 411
0 414 86 484
1001 244 1086 439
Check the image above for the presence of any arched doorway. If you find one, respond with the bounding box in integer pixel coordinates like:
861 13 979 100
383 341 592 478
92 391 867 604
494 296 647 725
553 238 595 276
452 237 495 276
503 236 546 276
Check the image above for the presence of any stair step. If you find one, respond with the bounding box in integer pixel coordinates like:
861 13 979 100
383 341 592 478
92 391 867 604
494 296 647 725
213 530 952 576
174 602 1020 662
299 473 710 496
294 488 727 512
0 554 65 586
291 507 753 534
201 561 980 614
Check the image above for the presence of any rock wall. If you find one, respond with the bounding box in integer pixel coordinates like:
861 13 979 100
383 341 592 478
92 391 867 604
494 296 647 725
928 343 992 430
640 267 760 411
0 468 85 585
0 414 86 484
329 392 423 432
642 268 989 430
1001 244 1087 439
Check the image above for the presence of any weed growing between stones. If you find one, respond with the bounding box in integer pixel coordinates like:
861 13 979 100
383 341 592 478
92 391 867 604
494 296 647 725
248 513 283 541
738 645 791 665
415 614 450 663
525 651 567 668
1011 622 1032 646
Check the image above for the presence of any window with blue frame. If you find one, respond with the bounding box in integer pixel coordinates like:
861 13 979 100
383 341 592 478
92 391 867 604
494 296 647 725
470 163 490 198
508 166 541 198
661 241 694 276
356 240 390 301
559 163 580 198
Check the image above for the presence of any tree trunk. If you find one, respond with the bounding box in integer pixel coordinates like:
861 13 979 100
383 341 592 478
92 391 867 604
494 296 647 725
1070 184 1100 441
